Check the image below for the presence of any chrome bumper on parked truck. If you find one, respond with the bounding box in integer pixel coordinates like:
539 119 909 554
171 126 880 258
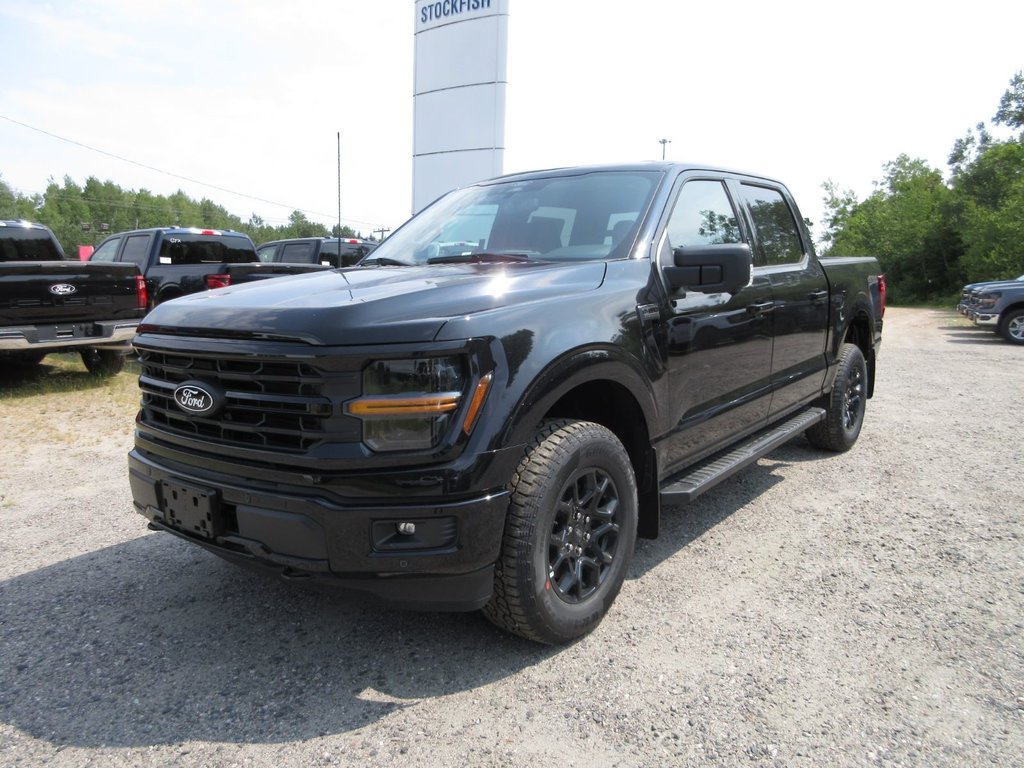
0 321 139 350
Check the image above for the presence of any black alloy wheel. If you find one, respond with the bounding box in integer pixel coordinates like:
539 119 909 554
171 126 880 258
547 467 622 603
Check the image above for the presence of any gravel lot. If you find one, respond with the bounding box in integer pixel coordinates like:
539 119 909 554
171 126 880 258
1 307 1022 767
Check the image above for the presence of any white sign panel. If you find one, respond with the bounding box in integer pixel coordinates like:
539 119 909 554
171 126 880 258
413 0 509 213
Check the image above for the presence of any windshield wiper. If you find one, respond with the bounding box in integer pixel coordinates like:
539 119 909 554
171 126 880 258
426 252 532 265
360 256 411 266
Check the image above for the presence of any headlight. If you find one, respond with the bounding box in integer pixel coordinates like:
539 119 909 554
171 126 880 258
978 292 1001 308
345 357 468 452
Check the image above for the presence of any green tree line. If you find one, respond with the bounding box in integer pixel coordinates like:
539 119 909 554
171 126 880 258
820 72 1024 304
0 175 368 255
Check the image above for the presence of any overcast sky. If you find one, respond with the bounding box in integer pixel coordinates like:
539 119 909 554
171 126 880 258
1 0 1021 242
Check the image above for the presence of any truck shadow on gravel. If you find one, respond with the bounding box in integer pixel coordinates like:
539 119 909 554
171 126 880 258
0 534 556 748
941 327 1007 345
0 443 812 749
632 441 809 572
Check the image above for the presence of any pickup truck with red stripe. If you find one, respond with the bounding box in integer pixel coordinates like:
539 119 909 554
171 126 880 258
88 226 328 307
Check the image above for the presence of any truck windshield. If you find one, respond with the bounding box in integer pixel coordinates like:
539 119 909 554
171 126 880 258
363 170 661 266
0 228 65 262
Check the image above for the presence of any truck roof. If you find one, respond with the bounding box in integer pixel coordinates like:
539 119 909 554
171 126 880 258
121 226 253 239
481 161 784 187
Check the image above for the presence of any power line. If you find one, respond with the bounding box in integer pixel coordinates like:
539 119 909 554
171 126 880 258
0 113 387 229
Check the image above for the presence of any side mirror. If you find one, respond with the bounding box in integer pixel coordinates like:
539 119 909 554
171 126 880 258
664 243 752 294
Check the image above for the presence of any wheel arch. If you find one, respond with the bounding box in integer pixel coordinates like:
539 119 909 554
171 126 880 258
155 285 184 306
997 302 1024 342
843 308 877 398
998 300 1024 317
502 352 661 539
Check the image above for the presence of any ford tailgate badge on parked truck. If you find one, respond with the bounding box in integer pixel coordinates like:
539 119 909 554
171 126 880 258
48 283 77 296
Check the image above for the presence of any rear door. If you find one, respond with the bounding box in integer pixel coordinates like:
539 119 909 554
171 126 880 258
114 232 156 296
734 182 828 417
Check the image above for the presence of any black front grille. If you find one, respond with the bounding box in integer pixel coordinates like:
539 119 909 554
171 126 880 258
137 347 362 453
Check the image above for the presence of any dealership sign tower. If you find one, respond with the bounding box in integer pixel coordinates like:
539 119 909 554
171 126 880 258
413 0 509 213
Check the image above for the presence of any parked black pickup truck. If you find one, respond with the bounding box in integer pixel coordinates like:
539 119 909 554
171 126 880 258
89 226 329 307
128 163 884 643
1 220 146 374
256 236 377 268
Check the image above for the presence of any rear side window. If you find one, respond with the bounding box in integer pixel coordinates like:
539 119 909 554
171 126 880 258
738 184 805 266
0 228 65 262
120 234 152 269
158 234 257 264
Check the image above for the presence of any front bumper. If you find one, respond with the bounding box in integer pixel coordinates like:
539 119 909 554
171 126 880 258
0 319 138 351
973 312 999 327
128 449 510 611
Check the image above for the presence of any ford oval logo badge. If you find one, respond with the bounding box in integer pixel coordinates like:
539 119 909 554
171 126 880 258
173 381 223 416
49 283 77 296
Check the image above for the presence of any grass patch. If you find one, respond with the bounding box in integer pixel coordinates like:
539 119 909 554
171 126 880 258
887 294 961 310
0 352 140 405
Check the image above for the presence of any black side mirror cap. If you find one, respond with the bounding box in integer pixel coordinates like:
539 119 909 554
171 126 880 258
664 243 752 294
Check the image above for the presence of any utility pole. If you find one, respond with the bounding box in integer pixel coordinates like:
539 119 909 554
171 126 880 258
337 132 342 238
659 138 671 160
373 228 390 242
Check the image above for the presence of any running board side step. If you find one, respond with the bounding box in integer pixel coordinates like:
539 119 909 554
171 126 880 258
659 408 825 504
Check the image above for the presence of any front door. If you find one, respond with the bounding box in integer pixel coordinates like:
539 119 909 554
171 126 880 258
656 176 773 476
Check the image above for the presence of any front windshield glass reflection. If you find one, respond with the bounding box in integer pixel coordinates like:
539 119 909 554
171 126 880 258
363 171 661 266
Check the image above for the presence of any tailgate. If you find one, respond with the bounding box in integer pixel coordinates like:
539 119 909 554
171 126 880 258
226 263 332 282
0 262 141 325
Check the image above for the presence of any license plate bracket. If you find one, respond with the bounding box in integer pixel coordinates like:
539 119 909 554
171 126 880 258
160 480 221 540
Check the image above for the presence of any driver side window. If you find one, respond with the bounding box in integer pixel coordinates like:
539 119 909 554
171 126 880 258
665 180 742 249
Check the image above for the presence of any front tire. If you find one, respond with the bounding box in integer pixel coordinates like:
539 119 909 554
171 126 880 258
483 419 638 644
806 342 867 452
80 348 126 376
997 309 1024 345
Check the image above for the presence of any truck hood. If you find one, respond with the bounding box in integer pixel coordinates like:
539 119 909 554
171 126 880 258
140 261 607 345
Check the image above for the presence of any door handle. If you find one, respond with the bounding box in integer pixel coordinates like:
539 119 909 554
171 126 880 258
747 300 775 315
808 290 828 304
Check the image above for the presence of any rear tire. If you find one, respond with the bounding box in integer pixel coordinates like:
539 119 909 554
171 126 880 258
80 348 125 376
482 419 638 644
997 309 1024 345
806 342 867 452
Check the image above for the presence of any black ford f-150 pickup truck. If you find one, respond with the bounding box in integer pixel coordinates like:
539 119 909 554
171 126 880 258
89 226 328 307
128 163 884 643
1 219 147 374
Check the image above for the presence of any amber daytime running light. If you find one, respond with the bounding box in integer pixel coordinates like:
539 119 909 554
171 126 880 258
345 357 492 451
